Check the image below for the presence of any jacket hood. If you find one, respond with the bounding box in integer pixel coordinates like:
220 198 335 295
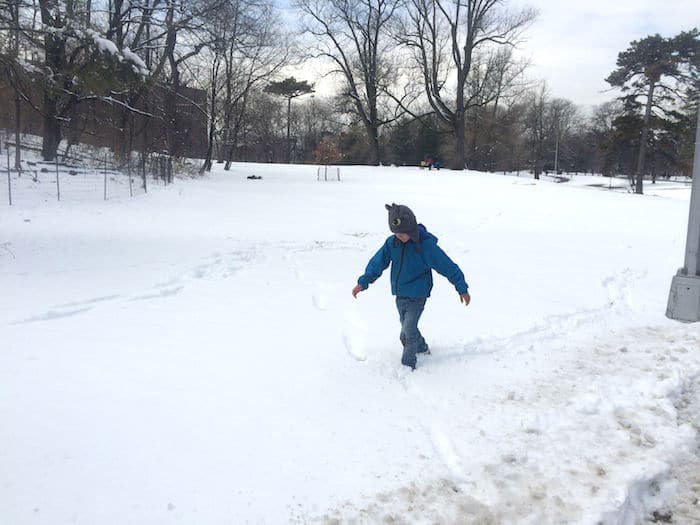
418 224 438 243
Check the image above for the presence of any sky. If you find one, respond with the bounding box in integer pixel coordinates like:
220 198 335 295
280 0 698 110
509 0 698 107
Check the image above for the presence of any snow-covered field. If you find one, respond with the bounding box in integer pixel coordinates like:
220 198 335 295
2 161 699 524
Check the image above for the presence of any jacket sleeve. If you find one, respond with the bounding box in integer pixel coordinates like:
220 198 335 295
422 241 469 295
357 240 391 289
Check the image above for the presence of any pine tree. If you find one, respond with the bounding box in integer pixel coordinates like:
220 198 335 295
264 77 314 163
606 29 699 194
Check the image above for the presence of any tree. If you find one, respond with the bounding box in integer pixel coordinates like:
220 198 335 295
606 29 700 194
294 0 403 165
264 77 314 163
0 0 22 168
0 0 154 161
295 95 340 162
314 135 342 165
548 98 578 173
399 0 536 170
463 47 530 170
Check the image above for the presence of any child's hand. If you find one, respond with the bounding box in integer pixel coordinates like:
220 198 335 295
352 284 364 298
460 293 471 306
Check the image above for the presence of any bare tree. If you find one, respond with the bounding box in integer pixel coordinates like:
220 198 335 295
294 0 403 165
198 0 289 172
522 83 548 179
522 85 578 179
0 0 23 168
399 0 536 169
464 46 530 167
548 98 578 173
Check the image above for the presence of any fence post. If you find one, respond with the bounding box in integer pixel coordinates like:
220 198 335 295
317 167 320 181
55 156 60 201
6 148 11 206
140 153 147 194
337 167 340 181
324 165 328 181
128 157 133 197
103 154 108 201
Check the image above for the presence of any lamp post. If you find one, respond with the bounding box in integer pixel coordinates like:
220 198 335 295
667 106 700 322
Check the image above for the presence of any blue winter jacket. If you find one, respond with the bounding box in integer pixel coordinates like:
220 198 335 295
358 224 469 298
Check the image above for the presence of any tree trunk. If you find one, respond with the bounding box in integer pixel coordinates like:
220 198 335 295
635 81 655 194
41 95 61 162
366 124 380 166
11 1 21 169
201 117 215 173
39 13 65 162
14 90 21 170
452 110 466 170
286 97 292 163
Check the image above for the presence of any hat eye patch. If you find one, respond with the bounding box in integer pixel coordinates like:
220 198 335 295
392 218 402 226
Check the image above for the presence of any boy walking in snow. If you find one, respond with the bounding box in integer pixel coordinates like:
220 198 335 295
352 204 470 369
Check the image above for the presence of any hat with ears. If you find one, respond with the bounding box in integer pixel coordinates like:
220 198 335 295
385 203 421 250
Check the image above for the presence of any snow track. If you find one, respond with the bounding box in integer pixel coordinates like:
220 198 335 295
2 164 699 524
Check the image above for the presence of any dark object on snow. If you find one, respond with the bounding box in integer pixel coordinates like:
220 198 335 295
40 167 49 173
69 170 78 176
247 175 262 180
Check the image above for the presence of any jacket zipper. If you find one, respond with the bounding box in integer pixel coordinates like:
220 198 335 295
394 243 406 294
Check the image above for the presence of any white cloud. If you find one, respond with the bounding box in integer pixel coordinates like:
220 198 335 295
509 0 698 106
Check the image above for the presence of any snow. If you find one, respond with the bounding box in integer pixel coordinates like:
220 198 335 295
89 31 120 58
1 159 700 524
84 31 148 76
122 47 150 76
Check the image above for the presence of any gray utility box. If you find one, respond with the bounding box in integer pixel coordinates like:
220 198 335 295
667 272 700 322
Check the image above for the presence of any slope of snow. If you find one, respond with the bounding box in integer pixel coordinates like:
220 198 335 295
1 162 699 524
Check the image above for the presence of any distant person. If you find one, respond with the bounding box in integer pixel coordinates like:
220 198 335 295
426 156 433 170
352 204 470 370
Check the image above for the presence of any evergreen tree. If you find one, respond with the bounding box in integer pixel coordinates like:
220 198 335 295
264 77 314 163
606 29 699 193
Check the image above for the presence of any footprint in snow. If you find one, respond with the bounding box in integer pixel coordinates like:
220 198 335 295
343 309 368 362
129 285 184 301
343 334 367 362
16 294 123 324
284 251 305 281
311 281 335 311
430 425 469 484
17 306 93 324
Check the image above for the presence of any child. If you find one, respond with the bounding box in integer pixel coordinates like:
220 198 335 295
352 203 470 369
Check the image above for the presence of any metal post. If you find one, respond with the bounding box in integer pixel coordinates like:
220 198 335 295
128 158 133 197
103 154 108 201
667 105 700 322
55 156 60 201
7 148 11 206
143 154 148 194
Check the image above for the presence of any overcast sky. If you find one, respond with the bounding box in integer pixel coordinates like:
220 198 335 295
281 0 697 109
509 0 697 107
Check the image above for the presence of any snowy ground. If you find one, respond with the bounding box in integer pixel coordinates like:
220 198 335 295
2 160 700 524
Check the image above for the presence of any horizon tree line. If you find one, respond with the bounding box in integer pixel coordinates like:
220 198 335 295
0 1 697 192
